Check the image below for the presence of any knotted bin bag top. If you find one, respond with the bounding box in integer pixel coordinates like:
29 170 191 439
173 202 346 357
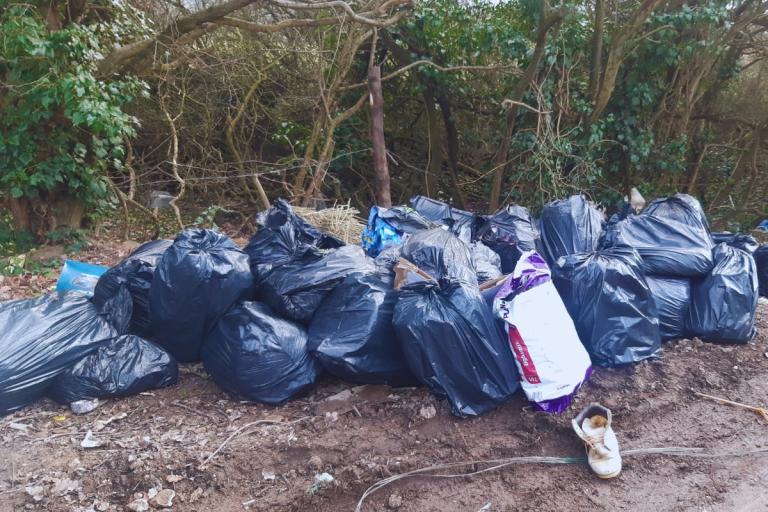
474 204 539 273
149 229 253 362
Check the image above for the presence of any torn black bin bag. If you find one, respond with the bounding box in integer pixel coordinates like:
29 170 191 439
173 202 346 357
245 198 343 284
711 232 759 254
400 228 477 285
646 276 691 341
308 273 415 386
601 214 714 277
756 245 768 297
149 229 253 362
539 195 603 265
474 204 539 273
0 293 119 416
92 240 172 337
202 302 320 405
48 335 178 404
392 279 519 417
643 193 711 232
259 244 374 324
552 246 661 367
410 195 475 242
470 242 502 283
686 243 759 343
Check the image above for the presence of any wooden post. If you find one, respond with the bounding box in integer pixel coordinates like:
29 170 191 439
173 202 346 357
368 63 392 207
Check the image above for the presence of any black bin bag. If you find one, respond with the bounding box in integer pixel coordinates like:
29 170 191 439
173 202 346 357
149 229 253 362
686 243 759 343
0 293 119 416
401 228 477 285
410 195 475 242
552 246 661 367
245 199 343 284
539 195 603 265
474 204 539 273
602 214 714 277
712 232 759 254
92 240 171 337
259 245 375 324
202 302 320 404
392 280 520 417
646 276 691 341
48 335 178 404
756 245 768 297
643 193 710 232
308 273 415 386
470 242 502 283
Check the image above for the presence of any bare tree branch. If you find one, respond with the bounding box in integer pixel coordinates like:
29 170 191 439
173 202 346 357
340 60 521 90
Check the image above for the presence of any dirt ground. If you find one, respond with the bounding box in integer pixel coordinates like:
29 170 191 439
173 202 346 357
1 238 768 512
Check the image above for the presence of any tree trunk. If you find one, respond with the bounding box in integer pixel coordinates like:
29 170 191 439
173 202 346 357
8 194 86 240
422 86 443 198
589 0 605 101
435 93 467 209
368 64 392 207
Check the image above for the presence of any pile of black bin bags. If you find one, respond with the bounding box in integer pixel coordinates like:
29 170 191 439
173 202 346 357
0 193 762 418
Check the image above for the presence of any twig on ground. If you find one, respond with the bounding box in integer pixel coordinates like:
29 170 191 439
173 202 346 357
199 416 311 469
693 390 768 422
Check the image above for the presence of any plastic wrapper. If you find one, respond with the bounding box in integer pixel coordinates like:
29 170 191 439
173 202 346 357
361 206 432 257
539 195 603 265
552 246 662 367
711 232 759 254
149 229 253 362
474 204 539 273
55 260 108 297
643 193 710 232
308 273 414 386
0 293 119 416
393 279 519 417
202 302 320 404
245 199 343 284
493 252 591 413
410 195 474 242
756 245 768 297
400 228 477 285
645 276 691 341
48 335 177 404
686 243 759 343
259 245 374 324
602 215 714 277
92 240 172 337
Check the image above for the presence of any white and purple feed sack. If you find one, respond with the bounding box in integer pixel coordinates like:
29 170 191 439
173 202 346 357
492 251 591 413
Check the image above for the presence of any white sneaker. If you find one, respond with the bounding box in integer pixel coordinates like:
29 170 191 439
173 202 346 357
572 403 622 479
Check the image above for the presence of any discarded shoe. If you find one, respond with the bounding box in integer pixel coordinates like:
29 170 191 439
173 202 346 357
572 403 622 479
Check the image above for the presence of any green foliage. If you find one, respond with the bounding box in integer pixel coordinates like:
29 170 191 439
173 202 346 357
0 2 147 208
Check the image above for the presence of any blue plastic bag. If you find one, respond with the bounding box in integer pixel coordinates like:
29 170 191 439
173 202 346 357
361 206 431 257
56 260 108 298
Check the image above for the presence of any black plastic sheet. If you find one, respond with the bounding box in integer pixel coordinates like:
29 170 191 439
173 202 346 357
644 193 711 232
474 204 539 273
308 273 414 386
552 246 661 367
202 302 320 404
245 199 343 284
756 245 768 297
392 280 519 417
92 240 171 337
711 232 759 254
259 245 374 324
686 243 759 343
0 293 119 416
48 335 178 404
645 276 691 341
539 195 603 265
410 195 474 242
149 229 253 362
602 214 714 277
400 228 477 285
